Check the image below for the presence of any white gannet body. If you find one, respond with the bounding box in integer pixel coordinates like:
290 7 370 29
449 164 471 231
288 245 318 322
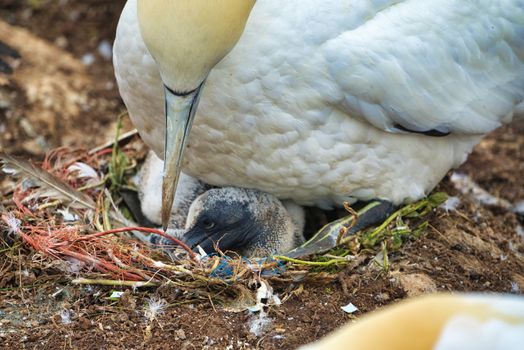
114 0 524 211
300 293 524 350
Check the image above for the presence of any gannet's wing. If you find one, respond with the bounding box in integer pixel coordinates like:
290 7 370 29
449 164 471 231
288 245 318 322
323 0 524 135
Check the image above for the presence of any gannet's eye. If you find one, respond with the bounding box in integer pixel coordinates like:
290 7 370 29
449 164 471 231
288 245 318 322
201 218 215 230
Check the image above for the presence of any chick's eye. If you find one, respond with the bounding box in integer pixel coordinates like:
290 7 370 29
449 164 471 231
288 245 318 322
201 218 215 230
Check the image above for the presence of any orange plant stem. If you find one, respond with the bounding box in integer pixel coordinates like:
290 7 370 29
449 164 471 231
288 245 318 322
76 227 197 261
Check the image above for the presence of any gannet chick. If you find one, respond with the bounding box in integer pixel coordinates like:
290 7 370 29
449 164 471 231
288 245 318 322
132 151 209 245
180 187 305 257
137 152 305 257
138 151 209 228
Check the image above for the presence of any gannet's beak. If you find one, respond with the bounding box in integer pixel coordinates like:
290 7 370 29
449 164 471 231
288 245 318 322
162 82 205 230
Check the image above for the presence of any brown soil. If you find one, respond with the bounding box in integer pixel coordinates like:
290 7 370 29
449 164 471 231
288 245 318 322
0 1 523 349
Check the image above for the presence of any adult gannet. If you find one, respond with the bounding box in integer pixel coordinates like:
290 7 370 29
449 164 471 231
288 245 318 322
114 0 524 229
137 152 305 257
300 293 524 350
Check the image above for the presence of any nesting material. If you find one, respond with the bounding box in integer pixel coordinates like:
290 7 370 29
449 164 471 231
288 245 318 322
0 143 444 306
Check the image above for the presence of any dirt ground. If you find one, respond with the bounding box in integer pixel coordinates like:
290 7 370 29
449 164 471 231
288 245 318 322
0 1 523 349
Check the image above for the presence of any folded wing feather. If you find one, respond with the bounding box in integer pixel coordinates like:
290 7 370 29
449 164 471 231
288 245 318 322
324 0 524 135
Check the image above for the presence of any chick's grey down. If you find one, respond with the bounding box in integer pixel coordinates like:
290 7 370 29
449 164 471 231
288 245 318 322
137 152 305 257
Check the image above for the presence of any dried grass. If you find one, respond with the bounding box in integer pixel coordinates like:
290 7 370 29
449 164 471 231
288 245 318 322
0 139 444 306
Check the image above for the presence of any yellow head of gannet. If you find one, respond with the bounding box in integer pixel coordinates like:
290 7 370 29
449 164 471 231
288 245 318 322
137 0 256 229
301 293 524 350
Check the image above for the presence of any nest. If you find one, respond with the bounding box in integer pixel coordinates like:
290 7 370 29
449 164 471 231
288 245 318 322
0 129 445 308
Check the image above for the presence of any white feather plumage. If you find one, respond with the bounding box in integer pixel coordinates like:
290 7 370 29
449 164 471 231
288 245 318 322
114 0 523 208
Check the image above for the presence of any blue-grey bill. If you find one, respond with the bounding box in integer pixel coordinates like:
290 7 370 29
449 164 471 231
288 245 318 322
162 83 204 230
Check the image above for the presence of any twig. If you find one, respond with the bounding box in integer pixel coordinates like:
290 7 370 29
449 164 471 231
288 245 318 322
88 128 138 155
336 202 358 245
37 200 62 210
273 255 347 266
361 200 427 241
75 226 197 261
72 278 158 287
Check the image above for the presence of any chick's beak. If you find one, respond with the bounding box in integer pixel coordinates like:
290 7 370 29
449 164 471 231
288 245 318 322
162 82 205 230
